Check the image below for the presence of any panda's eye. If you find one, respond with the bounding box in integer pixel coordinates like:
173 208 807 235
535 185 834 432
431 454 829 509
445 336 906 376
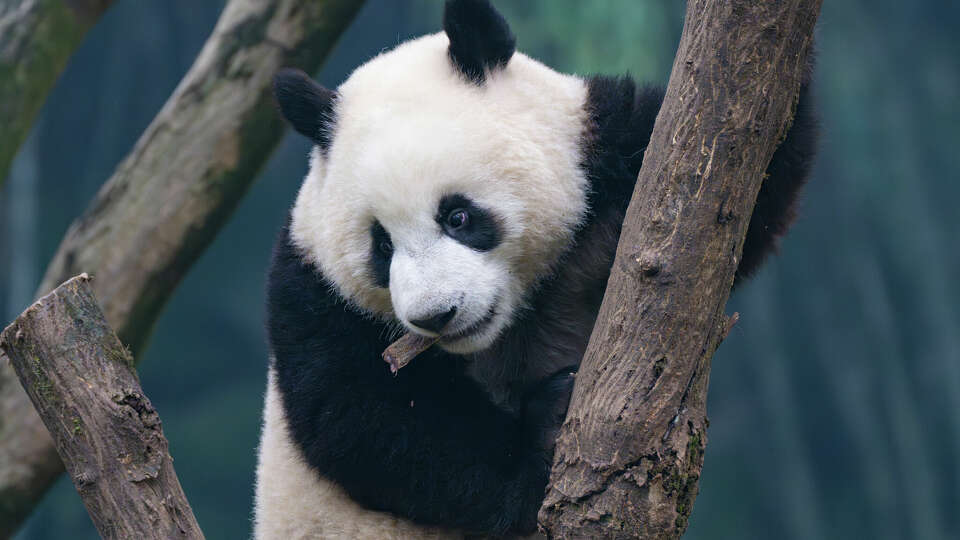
378 239 393 254
446 209 469 230
436 194 500 251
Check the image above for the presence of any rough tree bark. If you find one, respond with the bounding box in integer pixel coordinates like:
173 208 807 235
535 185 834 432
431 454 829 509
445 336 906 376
0 0 115 187
0 0 365 534
539 1 821 538
0 275 204 540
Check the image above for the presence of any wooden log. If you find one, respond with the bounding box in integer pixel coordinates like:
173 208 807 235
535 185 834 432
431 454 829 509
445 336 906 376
538 0 822 537
0 275 203 539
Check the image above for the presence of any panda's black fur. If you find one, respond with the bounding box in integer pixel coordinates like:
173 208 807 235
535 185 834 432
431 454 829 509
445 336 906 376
265 0 817 536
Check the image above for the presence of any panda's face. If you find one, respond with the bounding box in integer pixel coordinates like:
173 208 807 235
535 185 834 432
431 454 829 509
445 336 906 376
369 192 512 353
288 33 589 354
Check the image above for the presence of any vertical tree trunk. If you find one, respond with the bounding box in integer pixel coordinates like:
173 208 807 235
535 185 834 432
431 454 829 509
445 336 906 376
0 0 115 186
0 0 366 535
539 1 822 538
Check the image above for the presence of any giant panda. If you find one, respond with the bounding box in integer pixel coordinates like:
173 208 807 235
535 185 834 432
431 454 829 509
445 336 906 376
253 0 818 538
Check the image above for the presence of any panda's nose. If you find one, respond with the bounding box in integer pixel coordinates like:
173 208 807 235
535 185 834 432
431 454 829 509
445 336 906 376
410 306 457 334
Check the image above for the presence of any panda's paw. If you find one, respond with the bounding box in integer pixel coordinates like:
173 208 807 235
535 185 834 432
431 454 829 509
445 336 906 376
522 368 577 457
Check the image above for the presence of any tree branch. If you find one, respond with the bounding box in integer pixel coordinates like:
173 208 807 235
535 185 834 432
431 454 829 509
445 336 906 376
0 275 204 540
539 1 822 538
0 0 115 186
0 0 365 534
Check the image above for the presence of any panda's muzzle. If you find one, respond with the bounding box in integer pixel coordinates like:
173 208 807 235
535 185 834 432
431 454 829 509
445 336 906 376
409 306 458 334
442 305 497 342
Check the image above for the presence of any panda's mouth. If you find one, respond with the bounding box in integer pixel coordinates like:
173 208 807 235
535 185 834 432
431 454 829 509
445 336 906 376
442 306 497 343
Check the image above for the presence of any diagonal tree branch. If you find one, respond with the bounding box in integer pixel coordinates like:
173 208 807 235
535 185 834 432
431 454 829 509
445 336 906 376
0 0 115 187
1 275 204 540
539 1 822 537
0 0 365 534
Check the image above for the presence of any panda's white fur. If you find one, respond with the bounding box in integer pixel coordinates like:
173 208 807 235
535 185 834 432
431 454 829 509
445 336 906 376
289 32 589 353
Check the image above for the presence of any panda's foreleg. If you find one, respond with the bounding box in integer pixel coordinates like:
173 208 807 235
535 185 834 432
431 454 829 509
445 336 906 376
736 81 820 283
280 345 559 536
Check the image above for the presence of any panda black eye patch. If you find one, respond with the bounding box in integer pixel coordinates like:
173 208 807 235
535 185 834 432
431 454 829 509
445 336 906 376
369 220 393 288
436 194 501 251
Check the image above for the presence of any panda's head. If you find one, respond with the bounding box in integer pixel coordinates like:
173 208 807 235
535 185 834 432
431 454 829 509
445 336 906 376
275 0 589 354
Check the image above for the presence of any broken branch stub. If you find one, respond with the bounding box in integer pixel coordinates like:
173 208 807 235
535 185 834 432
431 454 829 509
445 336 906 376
0 275 204 540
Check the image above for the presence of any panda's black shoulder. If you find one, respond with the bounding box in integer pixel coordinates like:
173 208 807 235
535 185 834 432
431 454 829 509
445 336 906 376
582 75 664 215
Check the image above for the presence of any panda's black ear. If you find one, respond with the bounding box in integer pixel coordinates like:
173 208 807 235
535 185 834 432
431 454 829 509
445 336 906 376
443 0 515 84
273 68 336 148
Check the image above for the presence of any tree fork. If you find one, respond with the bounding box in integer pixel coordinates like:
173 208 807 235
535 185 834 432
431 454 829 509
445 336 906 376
0 275 204 539
538 1 822 538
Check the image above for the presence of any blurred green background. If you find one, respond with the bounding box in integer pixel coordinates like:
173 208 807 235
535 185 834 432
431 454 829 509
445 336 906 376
1 1 957 538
